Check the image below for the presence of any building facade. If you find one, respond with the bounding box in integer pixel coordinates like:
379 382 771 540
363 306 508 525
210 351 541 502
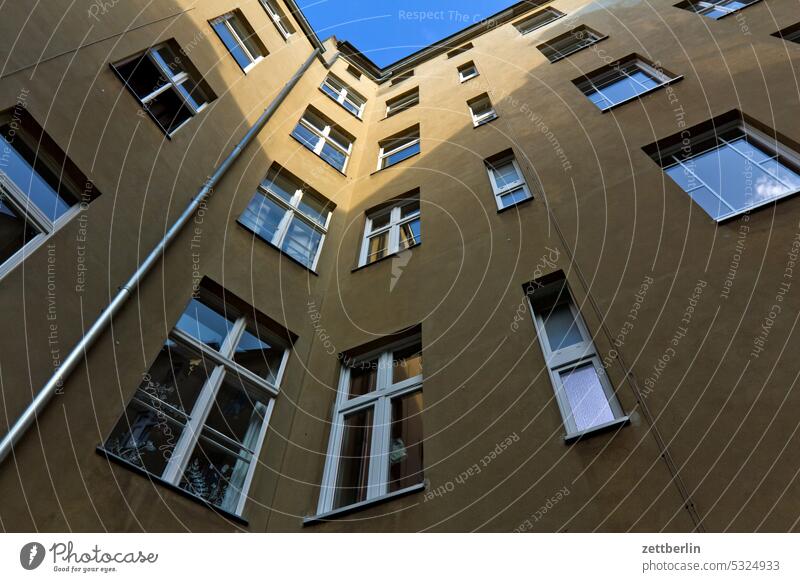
0 0 799 532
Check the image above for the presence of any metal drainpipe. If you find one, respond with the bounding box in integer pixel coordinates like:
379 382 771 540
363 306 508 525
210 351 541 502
0 48 320 466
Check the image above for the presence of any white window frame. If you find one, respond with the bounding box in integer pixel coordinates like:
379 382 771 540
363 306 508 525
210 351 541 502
358 197 421 266
385 89 419 117
514 7 565 35
241 171 332 270
292 111 353 173
680 0 759 18
320 75 366 119
259 0 294 38
317 337 423 514
486 154 532 209
658 120 800 222
468 94 497 127
578 58 676 111
114 42 208 136
458 61 479 83
529 286 625 438
0 137 83 282
377 129 420 171
210 12 264 73
105 297 290 516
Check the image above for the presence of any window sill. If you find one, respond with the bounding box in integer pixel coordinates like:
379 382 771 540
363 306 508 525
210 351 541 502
351 242 421 272
289 134 349 176
370 151 421 175
96 447 249 526
303 481 426 525
563 416 630 444
598 76 684 113
545 36 609 64
236 220 320 275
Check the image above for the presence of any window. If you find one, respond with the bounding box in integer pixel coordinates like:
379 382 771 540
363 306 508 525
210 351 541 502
773 23 800 44
447 43 473 59
391 70 414 86
385 88 419 117
259 0 295 38
103 287 290 516
238 165 332 269
377 126 420 170
675 0 760 19
485 151 532 209
528 277 626 439
458 61 479 83
359 194 421 266
513 7 565 35
468 93 497 127
291 108 353 172
538 26 607 62
644 112 800 221
0 111 96 278
210 11 266 72
320 75 366 118
112 40 215 136
346 64 363 80
574 56 679 111
317 335 424 513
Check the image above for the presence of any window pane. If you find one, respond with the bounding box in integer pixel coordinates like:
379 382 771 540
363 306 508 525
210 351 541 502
383 141 420 168
543 302 583 352
180 430 254 512
0 133 76 222
292 123 319 151
233 326 284 384
369 210 391 231
592 72 652 107
239 192 288 244
499 186 530 208
104 399 185 476
366 231 389 263
400 200 420 217
0 194 40 264
296 192 330 226
213 20 252 69
227 16 262 60
203 378 271 445
388 391 424 493
281 217 322 267
399 218 421 250
114 53 167 99
348 360 378 398
320 142 347 171
175 298 236 351
342 99 361 116
333 407 373 509
393 343 423 383
138 340 211 414
560 363 616 432
146 86 193 133
262 171 298 204
152 44 185 77
492 161 521 190
321 83 339 101
688 142 796 213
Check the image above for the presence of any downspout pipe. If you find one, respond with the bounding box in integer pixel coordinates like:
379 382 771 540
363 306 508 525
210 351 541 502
0 48 320 466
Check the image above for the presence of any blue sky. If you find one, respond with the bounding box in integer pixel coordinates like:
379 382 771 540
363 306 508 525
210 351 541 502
299 0 518 68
